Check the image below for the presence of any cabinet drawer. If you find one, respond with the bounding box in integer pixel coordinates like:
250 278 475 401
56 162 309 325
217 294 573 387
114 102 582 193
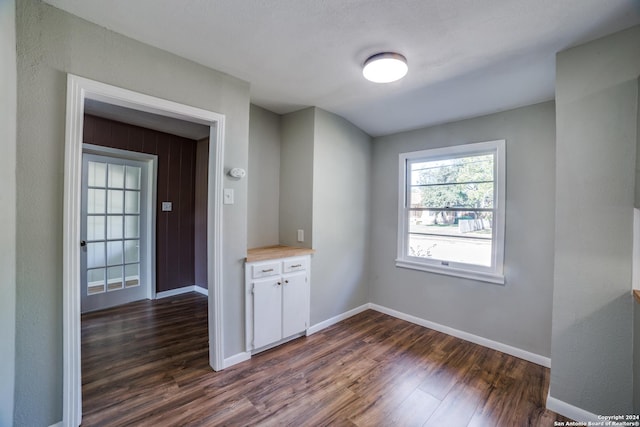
283 258 307 273
252 262 281 278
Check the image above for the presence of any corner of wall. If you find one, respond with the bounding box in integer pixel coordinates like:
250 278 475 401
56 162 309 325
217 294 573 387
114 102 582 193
248 104 282 248
551 24 640 416
0 0 17 425
279 108 314 248
634 75 640 415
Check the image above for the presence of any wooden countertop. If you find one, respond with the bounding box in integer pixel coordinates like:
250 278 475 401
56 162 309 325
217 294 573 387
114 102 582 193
246 245 315 263
634 290 640 304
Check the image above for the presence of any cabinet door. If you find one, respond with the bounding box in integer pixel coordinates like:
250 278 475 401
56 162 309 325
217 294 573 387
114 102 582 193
282 271 309 338
253 277 282 348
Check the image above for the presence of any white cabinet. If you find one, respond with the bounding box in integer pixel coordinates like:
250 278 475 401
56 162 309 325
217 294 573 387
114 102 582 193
245 255 311 353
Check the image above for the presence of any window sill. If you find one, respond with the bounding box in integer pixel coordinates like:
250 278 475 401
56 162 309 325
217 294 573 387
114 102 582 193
395 259 505 285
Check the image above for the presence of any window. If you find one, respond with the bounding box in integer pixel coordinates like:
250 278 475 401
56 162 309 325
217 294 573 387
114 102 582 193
396 140 505 284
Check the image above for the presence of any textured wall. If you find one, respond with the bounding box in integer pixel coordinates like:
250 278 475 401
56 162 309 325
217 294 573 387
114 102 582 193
248 104 281 248
636 79 640 415
369 102 556 358
0 0 16 425
311 108 371 324
15 1 250 425
551 25 640 415
84 114 201 293
635 294 640 414
279 108 314 248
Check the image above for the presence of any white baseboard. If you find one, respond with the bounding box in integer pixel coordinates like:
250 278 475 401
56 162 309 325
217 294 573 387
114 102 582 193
369 303 551 368
307 303 371 335
546 392 600 422
156 285 208 299
224 351 251 369
194 285 208 296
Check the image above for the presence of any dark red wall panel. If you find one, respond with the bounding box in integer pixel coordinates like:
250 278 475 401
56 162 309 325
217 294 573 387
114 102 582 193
83 114 201 293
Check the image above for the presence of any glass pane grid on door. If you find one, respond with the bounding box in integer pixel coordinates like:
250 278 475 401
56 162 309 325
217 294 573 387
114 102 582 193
85 161 141 296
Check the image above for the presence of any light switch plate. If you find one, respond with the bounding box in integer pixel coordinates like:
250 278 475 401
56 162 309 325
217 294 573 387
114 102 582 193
297 229 304 242
223 188 234 205
162 201 172 212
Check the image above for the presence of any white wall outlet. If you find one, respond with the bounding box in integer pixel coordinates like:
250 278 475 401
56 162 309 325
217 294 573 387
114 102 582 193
161 201 172 212
297 229 304 242
223 188 234 205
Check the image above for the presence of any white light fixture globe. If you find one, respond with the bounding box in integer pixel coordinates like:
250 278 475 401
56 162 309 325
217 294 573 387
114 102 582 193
362 52 408 83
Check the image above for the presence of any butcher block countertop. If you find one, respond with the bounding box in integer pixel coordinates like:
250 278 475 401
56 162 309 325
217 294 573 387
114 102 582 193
246 245 315 263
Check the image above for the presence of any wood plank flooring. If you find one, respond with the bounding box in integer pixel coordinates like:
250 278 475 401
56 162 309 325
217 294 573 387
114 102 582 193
81 293 571 426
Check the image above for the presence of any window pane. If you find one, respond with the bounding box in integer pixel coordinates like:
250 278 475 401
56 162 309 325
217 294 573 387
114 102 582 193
410 154 493 186
409 211 493 239
125 216 139 239
87 189 106 214
107 241 123 266
107 190 124 214
88 162 107 187
107 216 123 239
108 164 125 188
87 242 105 269
124 240 139 263
408 233 492 267
107 266 123 291
125 263 139 287
410 182 494 209
125 166 141 190
87 268 105 295
125 191 140 214
87 215 105 241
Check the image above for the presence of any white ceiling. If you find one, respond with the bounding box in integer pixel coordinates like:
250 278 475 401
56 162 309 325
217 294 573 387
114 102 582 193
45 0 640 137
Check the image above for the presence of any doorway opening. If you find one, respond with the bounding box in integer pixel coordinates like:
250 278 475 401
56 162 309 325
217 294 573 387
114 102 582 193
62 75 225 426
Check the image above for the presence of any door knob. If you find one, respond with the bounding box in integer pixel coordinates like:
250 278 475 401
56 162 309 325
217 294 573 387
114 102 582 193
80 240 87 247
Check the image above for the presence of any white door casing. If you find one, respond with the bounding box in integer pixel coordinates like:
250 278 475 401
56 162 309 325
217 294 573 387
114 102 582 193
63 74 225 427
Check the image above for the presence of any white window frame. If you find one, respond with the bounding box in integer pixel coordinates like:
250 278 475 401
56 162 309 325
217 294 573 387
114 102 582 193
396 140 506 284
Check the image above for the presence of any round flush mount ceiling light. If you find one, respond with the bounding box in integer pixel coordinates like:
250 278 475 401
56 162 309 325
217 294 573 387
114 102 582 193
362 52 408 83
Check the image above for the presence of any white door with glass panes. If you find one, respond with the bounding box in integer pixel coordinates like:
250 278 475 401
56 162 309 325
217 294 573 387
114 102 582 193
81 154 150 313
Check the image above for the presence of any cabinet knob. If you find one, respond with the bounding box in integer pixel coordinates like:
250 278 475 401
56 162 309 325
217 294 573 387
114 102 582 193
285 280 289 284
277 281 282 286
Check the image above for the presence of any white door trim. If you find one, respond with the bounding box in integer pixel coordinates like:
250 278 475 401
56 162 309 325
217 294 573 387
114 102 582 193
62 74 226 427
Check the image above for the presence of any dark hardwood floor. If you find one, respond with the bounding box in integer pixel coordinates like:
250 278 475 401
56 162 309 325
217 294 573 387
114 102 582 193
81 293 571 426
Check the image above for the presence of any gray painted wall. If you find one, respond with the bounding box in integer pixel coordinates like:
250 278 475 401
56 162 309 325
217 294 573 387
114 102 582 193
369 101 556 358
15 1 250 425
0 0 16 425
636 76 640 209
311 108 371 324
636 79 640 415
248 104 281 248
279 108 314 248
635 297 640 414
551 25 640 415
